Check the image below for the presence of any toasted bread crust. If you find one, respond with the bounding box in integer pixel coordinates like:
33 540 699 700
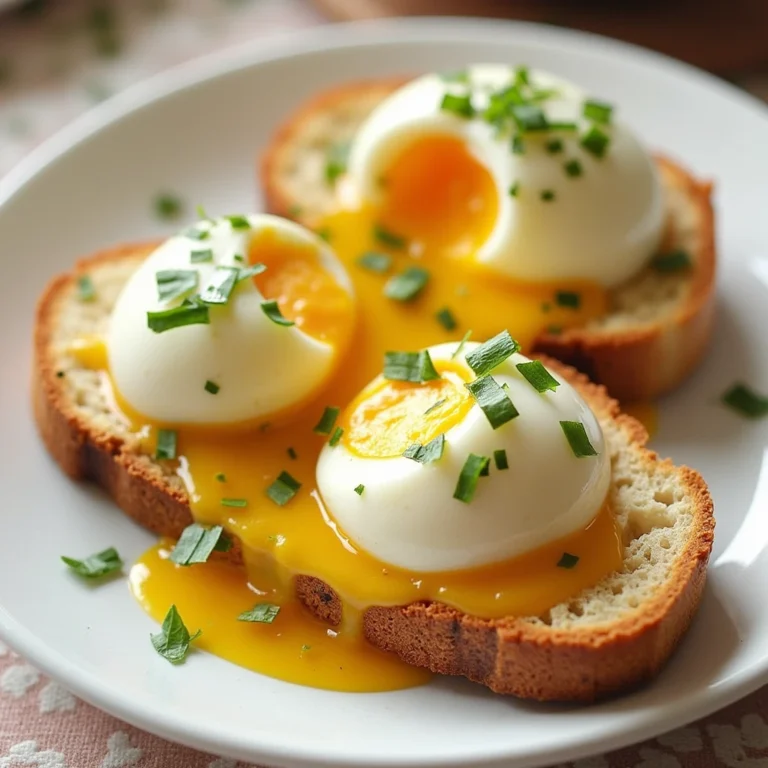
260 79 716 402
33 246 714 701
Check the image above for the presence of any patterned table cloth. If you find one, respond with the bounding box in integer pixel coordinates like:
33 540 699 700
1 2 767 765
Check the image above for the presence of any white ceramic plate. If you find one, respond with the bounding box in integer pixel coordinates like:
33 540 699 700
1 17 768 768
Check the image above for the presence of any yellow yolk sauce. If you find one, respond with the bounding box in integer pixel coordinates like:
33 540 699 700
70 134 629 693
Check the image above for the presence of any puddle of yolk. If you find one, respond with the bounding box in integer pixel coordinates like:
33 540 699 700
67 133 629 693
130 545 430 692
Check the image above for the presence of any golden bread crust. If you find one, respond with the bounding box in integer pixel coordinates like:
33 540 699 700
33 245 714 701
260 78 716 402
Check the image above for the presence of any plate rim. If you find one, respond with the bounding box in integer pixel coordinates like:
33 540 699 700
2 16 768 768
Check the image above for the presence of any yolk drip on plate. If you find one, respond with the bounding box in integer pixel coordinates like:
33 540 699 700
70 136 626 693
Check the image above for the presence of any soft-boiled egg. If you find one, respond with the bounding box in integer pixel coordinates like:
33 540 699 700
107 214 354 424
343 64 664 287
317 341 610 572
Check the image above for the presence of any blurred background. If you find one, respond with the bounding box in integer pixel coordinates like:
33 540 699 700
1 0 766 177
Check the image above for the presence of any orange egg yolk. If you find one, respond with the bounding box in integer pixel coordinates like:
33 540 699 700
68 134 626 694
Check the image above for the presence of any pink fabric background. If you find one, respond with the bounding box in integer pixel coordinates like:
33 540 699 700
1 1 767 765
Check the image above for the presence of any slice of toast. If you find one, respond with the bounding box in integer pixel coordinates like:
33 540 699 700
260 79 716 402
34 244 714 701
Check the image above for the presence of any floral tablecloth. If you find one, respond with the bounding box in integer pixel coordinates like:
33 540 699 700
2 1 768 766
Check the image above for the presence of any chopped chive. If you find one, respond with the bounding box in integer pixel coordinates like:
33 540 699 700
354 484 365 496
155 429 177 460
556 290 581 309
266 471 301 506
385 267 429 301
440 92 475 118
511 134 525 155
546 138 563 154
154 193 184 221
453 454 490 503
199 266 241 305
301 644 312 652
424 397 447 415
316 227 332 242
560 421 598 457
557 552 580 569
722 383 768 418
440 69 470 84
465 330 519 376
329 427 344 447
383 350 440 383
403 433 445 464
508 181 520 197
287 447 297 460
181 224 210 240
548 121 578 132
225 214 251 229
156 269 198 303
236 263 266 282
451 330 472 360
436 307 457 331
76 274 96 302
215 472 226 482
516 360 560 393
204 379 220 395
170 523 231 566
564 159 583 178
61 547 122 578
150 605 201 664
466 376 519 429
373 223 407 250
190 248 213 263
514 65 529 86
580 125 610 158
511 104 548 132
357 251 392 273
583 99 613 124
233 254 245 263
493 449 509 470
195 205 210 220
324 141 350 185
221 498 248 508
261 300 295 326
56 370 65 378
652 250 691 272
540 189 555 202
313 406 340 435
237 602 280 623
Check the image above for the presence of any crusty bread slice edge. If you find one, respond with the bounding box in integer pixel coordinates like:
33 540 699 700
33 245 715 701
260 78 717 402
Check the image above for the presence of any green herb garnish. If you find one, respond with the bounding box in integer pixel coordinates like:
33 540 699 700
465 330 519 376
287 447 297 460
440 92 475 118
77 275 96 302
564 159 583 178
540 189 555 202
221 498 248 508
511 135 525 155
583 99 613 124
403 433 445 464
170 524 231 566
266 471 302 506
215 472 226 482
329 427 344 447
516 360 560 393
238 603 280 623
325 141 351 185
556 291 581 309
493 449 508 470
560 421 598 457
61 547 122 579
154 193 184 221
440 70 470 83
150 605 201 664
722 383 768 418
190 248 213 263
313 406 340 436
466 376 519 429
385 266 430 301
199 266 239 304
424 398 447 415
225 214 251 229
451 330 472 360
557 552 580 569
508 182 519 197
181 224 210 241
383 350 440 383
261 300 295 326
580 125 610 158
155 429 177 460
546 138 563 154
511 103 548 132
436 307 457 331
651 250 692 273
374 224 407 250
156 269 198 303
453 454 490 503
354 484 365 496
357 251 392 273
204 380 220 395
